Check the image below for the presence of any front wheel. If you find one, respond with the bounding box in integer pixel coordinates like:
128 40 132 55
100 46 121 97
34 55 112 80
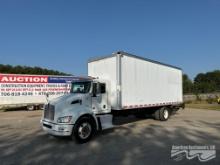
72 117 95 143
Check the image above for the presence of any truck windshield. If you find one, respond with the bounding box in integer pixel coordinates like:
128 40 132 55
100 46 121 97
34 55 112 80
70 81 91 94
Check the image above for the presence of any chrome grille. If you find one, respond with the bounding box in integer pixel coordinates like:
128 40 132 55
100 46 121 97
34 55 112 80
44 104 55 120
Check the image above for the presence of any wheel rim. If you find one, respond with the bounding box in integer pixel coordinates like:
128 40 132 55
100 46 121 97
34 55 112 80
163 109 169 119
78 122 92 139
28 106 34 111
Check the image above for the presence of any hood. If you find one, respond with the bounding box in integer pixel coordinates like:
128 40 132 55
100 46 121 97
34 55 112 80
49 93 84 106
45 93 92 123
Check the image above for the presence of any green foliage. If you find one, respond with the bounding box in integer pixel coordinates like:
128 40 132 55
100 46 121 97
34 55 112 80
183 74 193 94
183 70 220 94
194 70 220 93
0 64 71 76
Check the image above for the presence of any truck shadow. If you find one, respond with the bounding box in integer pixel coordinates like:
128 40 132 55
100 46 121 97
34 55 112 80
113 114 154 125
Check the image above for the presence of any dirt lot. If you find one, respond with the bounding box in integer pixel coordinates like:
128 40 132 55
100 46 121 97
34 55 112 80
0 108 220 165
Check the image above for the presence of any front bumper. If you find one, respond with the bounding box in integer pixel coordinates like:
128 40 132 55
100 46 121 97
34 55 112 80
41 119 74 136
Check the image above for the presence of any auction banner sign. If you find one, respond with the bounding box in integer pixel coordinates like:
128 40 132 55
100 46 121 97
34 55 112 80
0 74 80 105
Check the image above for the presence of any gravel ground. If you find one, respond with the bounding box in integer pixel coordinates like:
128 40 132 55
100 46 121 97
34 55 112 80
0 108 220 165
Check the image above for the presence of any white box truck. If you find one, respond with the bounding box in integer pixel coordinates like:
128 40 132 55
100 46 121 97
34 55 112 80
41 51 183 143
0 74 78 110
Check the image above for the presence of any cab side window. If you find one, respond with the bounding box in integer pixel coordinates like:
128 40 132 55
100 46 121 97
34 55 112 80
92 83 97 96
100 83 106 94
92 83 106 96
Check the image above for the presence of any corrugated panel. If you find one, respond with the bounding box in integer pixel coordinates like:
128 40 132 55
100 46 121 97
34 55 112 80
88 52 183 111
121 55 183 107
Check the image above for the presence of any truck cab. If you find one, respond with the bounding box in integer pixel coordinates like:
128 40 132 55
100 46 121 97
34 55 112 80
41 78 113 143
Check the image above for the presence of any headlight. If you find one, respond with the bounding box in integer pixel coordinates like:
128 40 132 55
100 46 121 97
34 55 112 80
57 116 72 123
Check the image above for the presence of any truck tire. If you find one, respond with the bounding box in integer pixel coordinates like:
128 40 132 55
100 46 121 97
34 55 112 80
159 107 170 121
27 105 34 111
34 105 40 110
72 116 95 143
154 109 160 120
154 107 170 121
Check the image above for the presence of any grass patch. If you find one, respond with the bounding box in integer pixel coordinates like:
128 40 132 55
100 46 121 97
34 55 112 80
186 103 220 110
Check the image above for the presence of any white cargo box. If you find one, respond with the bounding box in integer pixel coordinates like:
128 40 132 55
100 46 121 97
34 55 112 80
88 51 183 110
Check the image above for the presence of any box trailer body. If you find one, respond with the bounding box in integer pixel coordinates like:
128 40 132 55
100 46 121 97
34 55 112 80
41 51 183 143
0 74 80 109
88 52 183 110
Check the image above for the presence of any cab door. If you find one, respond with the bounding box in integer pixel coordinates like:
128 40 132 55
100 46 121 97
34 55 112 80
91 82 109 113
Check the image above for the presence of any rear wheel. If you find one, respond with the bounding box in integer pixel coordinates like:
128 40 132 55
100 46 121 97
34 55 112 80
154 107 170 121
160 107 170 121
154 109 160 120
72 117 95 143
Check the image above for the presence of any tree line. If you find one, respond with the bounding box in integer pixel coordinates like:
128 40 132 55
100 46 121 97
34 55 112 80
0 64 71 76
1 64 219 94
183 70 220 94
